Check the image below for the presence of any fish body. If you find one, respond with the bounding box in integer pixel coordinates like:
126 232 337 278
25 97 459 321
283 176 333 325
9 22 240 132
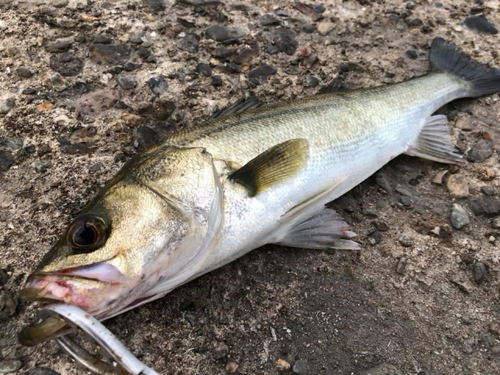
19 38 500 345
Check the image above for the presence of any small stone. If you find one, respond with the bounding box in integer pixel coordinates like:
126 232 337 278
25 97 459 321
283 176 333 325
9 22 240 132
374 220 390 232
432 170 448 185
49 52 83 77
234 48 260 65
464 16 498 35
22 88 36 95
117 74 137 90
211 47 236 59
151 100 176 120
124 62 142 71
408 18 423 27
33 159 51 173
0 270 7 286
491 217 500 229
50 75 67 92
134 126 160 150
211 76 223 87
0 137 23 151
455 118 472 130
16 67 33 78
129 32 145 44
213 342 229 359
259 14 279 26
0 289 17 319
304 75 319 87
398 235 412 247
61 143 88 155
144 0 167 11
0 359 21 374
317 21 335 35
363 363 403 375
147 76 168 95
481 186 496 196
0 151 14 173
446 174 469 198
477 166 496 181
450 203 470 230
7 47 19 56
0 98 15 115
293 359 309 375
206 25 246 42
301 24 316 33
406 1 417 9
367 230 381 246
313 4 325 13
26 368 60 375
90 44 131 65
467 139 493 162
93 34 113 44
248 65 276 85
46 41 72 53
362 208 378 217
270 28 298 55
470 198 500 217
137 47 151 59
276 359 291 371
196 63 212 77
406 50 417 59
399 195 411 207
463 340 474 354
472 262 487 285
178 33 200 53
225 361 238 373
396 257 407 275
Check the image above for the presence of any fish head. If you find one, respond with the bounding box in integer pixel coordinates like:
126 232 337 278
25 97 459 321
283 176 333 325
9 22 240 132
19 146 223 343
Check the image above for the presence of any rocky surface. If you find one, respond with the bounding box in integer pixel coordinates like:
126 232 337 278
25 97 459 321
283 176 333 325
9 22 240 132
0 0 499 374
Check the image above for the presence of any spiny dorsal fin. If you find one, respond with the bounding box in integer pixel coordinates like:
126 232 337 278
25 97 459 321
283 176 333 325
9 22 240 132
208 96 263 120
229 139 309 197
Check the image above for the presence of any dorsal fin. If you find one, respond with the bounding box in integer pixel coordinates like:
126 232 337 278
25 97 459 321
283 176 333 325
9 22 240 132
208 96 263 120
228 139 309 197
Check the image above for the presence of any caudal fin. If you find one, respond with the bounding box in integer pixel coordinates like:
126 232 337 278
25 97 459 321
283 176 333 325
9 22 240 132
430 38 500 97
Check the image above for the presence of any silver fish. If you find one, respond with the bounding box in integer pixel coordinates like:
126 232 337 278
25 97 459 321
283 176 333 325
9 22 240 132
19 38 500 345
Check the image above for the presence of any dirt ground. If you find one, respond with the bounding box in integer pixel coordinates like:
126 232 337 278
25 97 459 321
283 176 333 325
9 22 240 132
1 0 499 374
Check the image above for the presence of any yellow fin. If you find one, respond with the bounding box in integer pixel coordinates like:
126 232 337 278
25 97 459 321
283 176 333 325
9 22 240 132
229 139 309 197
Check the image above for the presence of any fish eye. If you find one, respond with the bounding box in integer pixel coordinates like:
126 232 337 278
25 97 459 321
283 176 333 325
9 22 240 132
67 215 108 254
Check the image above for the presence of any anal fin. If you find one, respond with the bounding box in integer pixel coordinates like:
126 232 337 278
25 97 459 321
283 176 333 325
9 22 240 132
405 115 465 165
278 208 359 250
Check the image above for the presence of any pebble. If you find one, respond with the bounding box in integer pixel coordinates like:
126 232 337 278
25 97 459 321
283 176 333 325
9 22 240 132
213 342 229 359
0 270 7 286
196 63 212 77
314 4 325 13
304 75 319 87
46 41 72 53
117 74 137 90
396 257 407 275
16 67 33 78
33 159 51 173
0 359 21 374
146 0 167 11
276 359 290 371
60 143 88 155
211 47 236 59
0 289 17 319
234 48 259 65
398 235 412 247
248 65 276 85
367 230 382 245
481 186 496 196
0 137 23 151
406 50 417 59
472 262 487 285
178 33 200 53
455 118 472 130
134 126 159 150
363 363 403 375
26 368 60 375
137 47 151 60
90 44 131 65
293 360 309 375
270 28 298 55
470 198 500 217
467 139 493 162
0 150 14 173
129 32 145 44
206 25 245 43
152 99 176 120
317 21 335 35
211 76 223 87
50 75 67 92
492 216 500 229
225 362 238 373
301 24 316 33
446 174 468 198
464 16 498 35
49 52 83 76
259 14 280 26
93 34 113 44
147 76 168 95
124 62 142 72
450 203 470 230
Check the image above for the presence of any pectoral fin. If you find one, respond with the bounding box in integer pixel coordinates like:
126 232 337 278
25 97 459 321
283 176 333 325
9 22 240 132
406 115 465 165
229 139 309 197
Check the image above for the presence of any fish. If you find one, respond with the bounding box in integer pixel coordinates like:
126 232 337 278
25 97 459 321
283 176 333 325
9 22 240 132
19 38 500 345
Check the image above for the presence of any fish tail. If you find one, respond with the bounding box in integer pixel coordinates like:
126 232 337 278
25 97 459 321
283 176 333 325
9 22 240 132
430 37 500 97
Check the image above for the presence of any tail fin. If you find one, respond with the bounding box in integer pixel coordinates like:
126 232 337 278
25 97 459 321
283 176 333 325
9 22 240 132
430 37 500 97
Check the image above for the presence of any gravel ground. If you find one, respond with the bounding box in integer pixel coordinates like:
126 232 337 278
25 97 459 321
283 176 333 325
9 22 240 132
1 0 500 374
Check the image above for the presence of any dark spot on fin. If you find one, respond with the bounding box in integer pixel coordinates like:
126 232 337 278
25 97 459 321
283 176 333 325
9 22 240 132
229 139 309 197
208 96 263 120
